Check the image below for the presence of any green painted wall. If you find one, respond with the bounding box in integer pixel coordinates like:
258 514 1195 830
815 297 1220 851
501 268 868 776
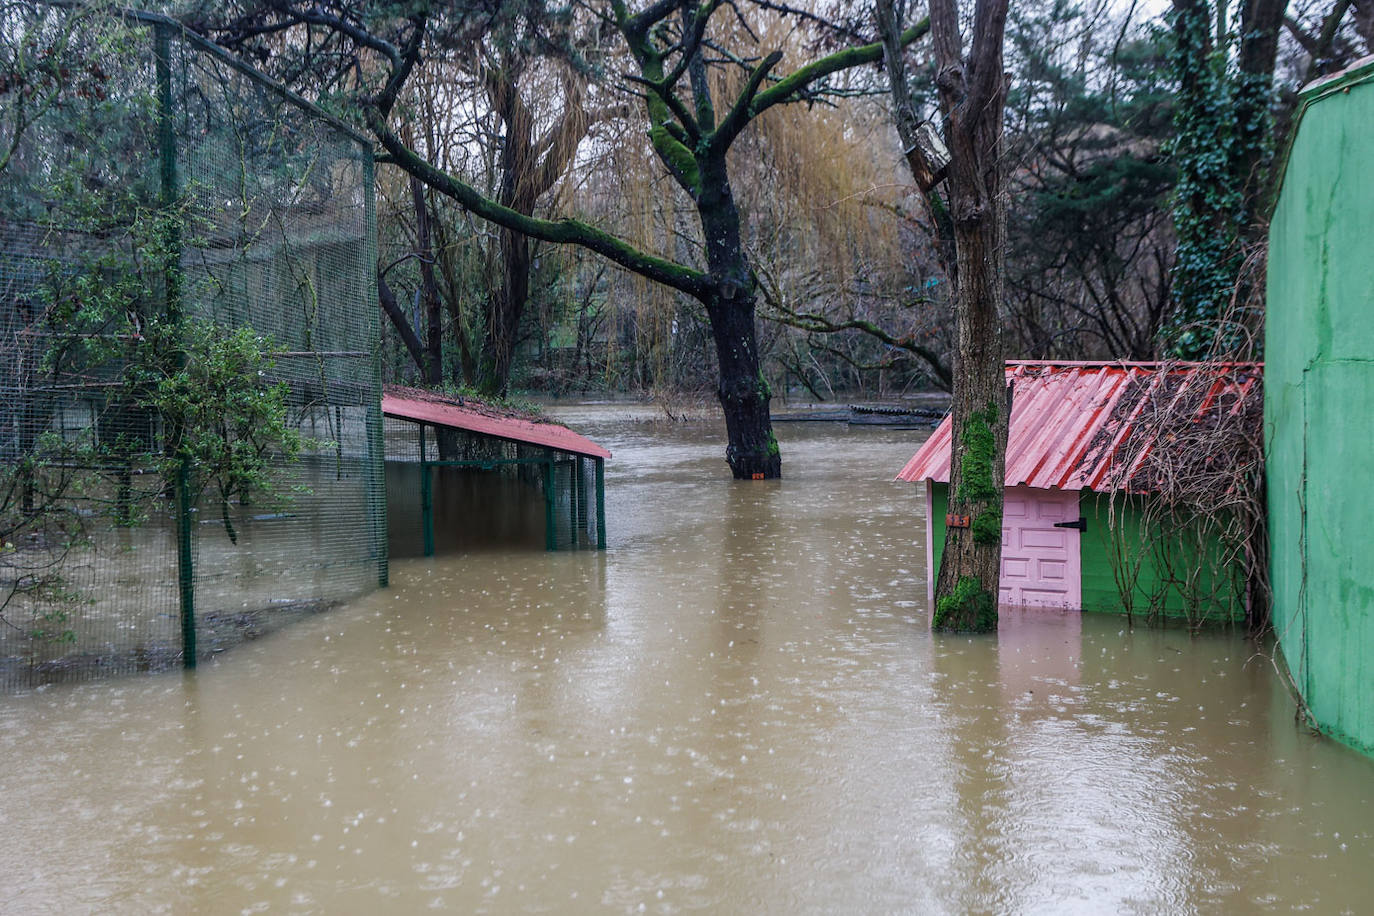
1267 62 1374 756
929 483 1243 622
1079 493 1243 622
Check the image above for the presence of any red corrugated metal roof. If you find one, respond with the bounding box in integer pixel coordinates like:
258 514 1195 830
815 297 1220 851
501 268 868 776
896 362 1261 492
382 386 611 460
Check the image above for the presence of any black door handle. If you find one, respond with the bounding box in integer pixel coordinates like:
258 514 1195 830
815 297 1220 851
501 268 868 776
1053 517 1088 532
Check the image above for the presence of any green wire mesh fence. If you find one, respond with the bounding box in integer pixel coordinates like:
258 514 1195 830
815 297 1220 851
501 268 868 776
0 8 385 689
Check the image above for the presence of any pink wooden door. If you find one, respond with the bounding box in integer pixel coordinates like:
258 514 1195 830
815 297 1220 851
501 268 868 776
998 486 1081 608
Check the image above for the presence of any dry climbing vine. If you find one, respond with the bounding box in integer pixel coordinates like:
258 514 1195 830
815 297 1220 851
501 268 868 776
1103 283 1267 632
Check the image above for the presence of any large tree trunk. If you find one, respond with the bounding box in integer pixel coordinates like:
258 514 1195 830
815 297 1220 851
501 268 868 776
929 0 1011 632
377 269 427 372
706 291 779 478
698 159 779 480
1234 0 1287 227
932 275 1010 632
410 176 443 387
477 226 530 397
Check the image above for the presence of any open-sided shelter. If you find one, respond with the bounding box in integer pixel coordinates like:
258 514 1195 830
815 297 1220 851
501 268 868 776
898 361 1260 620
383 387 609 552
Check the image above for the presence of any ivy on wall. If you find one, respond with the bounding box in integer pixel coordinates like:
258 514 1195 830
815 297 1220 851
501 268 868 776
1166 0 1278 359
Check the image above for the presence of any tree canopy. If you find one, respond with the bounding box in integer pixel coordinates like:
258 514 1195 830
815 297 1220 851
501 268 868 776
179 0 1374 433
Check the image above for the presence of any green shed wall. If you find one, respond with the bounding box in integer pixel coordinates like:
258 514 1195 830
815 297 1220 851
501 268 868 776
1266 62 1374 757
928 483 1242 622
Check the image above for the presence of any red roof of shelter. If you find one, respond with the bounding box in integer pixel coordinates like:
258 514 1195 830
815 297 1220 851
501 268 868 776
382 386 611 460
896 361 1261 492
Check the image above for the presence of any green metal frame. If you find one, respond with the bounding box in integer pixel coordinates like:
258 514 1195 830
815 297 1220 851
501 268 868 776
362 154 388 589
156 21 198 669
595 458 606 549
543 453 556 552
176 462 196 668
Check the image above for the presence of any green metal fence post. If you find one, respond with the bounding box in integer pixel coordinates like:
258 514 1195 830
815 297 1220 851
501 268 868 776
421 465 434 557
154 22 182 322
364 144 387 584
157 22 197 667
419 423 435 556
595 458 606 550
359 151 387 584
177 462 197 668
367 156 388 585
366 396 389 586
544 452 556 551
570 457 582 547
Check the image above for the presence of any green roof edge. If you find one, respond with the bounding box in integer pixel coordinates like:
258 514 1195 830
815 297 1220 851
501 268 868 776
1298 54 1374 103
1270 55 1374 210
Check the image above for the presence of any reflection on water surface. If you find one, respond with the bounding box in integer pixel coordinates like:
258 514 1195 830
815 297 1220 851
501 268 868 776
1 405 1371 913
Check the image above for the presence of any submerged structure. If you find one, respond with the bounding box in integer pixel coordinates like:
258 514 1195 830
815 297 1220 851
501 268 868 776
0 10 384 687
1266 56 1374 757
383 387 609 554
899 361 1260 624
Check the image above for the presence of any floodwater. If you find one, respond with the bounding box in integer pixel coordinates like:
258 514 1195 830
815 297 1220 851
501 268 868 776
2 406 1372 914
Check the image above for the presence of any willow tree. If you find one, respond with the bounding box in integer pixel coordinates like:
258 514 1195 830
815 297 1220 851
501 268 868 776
202 0 929 479
373 27 598 397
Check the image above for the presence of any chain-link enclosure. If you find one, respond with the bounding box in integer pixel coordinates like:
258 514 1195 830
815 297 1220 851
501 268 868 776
0 8 384 689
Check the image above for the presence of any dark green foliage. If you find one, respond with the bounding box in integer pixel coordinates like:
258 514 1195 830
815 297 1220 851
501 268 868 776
1032 155 1175 231
1002 4 1180 361
1166 1 1239 357
136 320 302 542
1164 0 1278 358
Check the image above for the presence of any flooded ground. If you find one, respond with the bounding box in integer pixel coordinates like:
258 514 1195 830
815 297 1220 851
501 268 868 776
1 406 1372 913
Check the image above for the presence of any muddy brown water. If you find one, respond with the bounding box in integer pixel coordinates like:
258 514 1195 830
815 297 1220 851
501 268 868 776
2 405 1372 913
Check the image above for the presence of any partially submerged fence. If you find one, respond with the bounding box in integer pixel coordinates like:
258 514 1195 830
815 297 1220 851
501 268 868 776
0 8 385 689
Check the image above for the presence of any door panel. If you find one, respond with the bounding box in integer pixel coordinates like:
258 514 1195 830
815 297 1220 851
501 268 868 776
998 486 1081 609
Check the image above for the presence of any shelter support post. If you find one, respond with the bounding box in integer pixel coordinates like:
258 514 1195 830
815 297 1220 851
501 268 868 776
421 466 434 557
159 23 197 667
544 452 556 551
571 456 584 547
596 458 606 550
419 424 434 557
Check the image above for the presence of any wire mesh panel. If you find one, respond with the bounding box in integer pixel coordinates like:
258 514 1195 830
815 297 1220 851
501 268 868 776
0 9 383 689
548 455 603 551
